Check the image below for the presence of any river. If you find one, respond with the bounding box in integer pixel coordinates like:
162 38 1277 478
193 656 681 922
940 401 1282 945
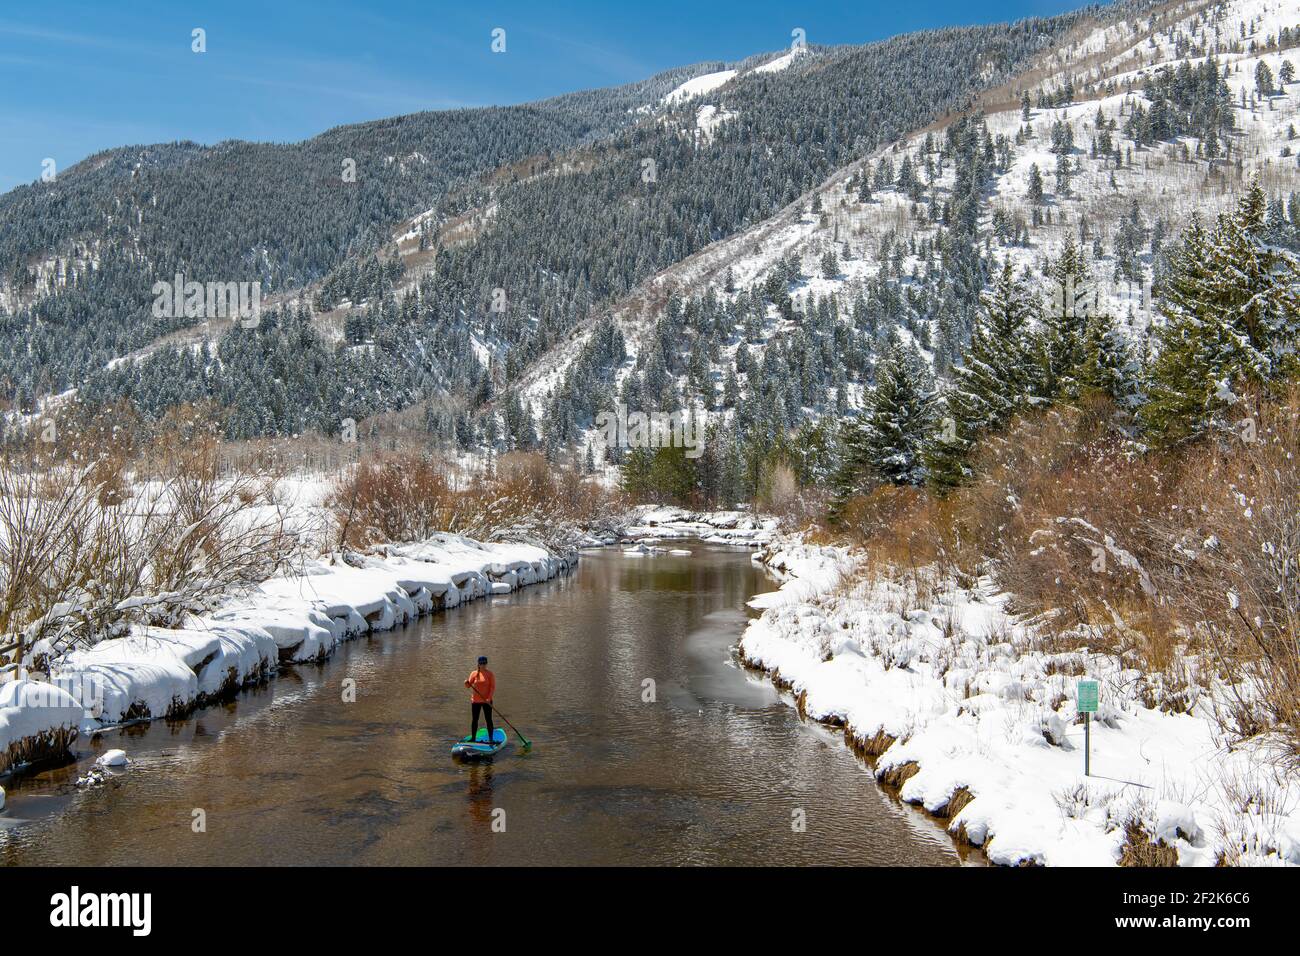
0 543 969 866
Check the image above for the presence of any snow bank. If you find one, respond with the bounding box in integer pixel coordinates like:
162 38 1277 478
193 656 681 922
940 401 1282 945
754 50 801 74
742 542 1300 867
746 541 850 609
623 505 779 548
8 535 574 738
0 679 82 774
50 621 281 723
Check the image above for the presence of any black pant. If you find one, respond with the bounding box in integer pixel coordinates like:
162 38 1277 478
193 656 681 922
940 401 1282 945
471 702 495 741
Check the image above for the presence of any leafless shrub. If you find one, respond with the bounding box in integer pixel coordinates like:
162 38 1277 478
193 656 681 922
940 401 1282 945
0 427 295 668
1053 782 1094 821
0 459 100 661
754 462 832 531
830 384 1300 760
328 451 623 552
1117 821 1179 867
1146 390 1300 765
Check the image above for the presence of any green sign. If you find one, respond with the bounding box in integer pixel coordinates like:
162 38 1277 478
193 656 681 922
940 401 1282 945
1077 679 1099 714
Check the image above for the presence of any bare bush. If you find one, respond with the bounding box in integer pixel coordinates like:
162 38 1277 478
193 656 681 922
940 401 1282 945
755 461 831 531
833 387 1300 759
837 483 976 586
0 431 295 670
328 451 622 552
0 459 100 663
1146 391 1300 762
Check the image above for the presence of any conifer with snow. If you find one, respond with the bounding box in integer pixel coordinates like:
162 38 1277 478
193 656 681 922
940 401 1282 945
1076 309 1140 408
926 262 1040 489
1037 237 1093 400
858 334 937 487
1141 182 1300 443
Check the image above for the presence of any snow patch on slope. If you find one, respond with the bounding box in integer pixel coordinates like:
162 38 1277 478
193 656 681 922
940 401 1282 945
662 69 737 105
754 50 800 73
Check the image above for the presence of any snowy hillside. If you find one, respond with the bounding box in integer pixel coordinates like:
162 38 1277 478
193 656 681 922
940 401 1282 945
4 3 1099 452
513 0 1300 462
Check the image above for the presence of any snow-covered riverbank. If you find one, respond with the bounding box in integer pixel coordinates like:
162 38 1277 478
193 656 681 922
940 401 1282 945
621 505 779 548
0 534 574 777
741 539 1300 867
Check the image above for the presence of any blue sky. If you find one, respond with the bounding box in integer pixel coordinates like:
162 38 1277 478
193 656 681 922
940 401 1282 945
0 1 1088 193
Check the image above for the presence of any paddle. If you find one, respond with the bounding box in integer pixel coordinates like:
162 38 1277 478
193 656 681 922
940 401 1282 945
487 702 532 751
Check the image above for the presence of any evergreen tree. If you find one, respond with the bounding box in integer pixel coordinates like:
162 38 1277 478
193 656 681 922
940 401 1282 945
925 262 1040 489
1141 183 1300 443
1027 163 1044 205
1075 309 1140 406
859 335 937 486
621 446 655 497
1112 199 1146 284
1037 237 1093 399
1256 60 1275 97
857 165 873 202
820 248 840 279
827 415 872 520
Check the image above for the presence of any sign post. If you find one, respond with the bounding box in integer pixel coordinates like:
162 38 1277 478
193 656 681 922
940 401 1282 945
1077 679 1099 776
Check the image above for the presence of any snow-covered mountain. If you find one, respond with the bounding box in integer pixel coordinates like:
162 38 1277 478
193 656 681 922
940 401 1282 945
512 0 1300 462
5 0 1297 461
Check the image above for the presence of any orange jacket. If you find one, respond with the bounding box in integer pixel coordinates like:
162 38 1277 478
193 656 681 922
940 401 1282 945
465 668 495 704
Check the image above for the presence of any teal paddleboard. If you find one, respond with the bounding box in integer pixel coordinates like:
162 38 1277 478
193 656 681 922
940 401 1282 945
451 727 508 760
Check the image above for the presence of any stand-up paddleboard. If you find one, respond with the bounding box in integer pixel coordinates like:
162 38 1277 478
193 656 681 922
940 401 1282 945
452 727 508 760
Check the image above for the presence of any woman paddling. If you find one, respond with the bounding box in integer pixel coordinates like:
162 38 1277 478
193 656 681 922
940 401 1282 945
463 656 496 742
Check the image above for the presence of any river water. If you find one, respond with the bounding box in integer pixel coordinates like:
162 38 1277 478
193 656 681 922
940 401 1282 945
0 543 967 866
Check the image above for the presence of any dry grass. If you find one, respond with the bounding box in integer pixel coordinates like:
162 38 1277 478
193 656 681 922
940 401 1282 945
877 760 921 790
1118 822 1180 867
1146 392 1300 760
0 413 296 671
837 485 978 587
834 387 1300 762
328 451 622 552
939 786 976 820
0 723 78 775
